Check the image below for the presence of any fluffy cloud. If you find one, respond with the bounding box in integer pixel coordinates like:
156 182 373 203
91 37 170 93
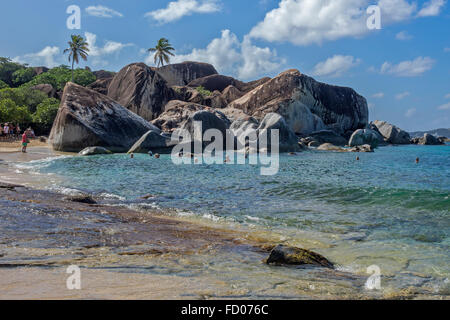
165 30 283 79
379 57 435 77
372 92 385 98
437 102 450 110
417 0 446 17
249 0 440 46
395 91 410 100
312 55 361 77
14 46 60 68
85 32 132 57
86 5 123 18
145 0 221 24
405 108 416 117
396 31 413 40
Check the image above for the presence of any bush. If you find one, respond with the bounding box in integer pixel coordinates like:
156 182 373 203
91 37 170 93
0 87 47 113
0 57 25 86
25 65 96 91
32 98 60 133
0 80 8 89
196 86 212 97
12 68 35 86
0 98 32 124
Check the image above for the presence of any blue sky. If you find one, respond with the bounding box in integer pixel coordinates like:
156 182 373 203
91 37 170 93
0 0 449 131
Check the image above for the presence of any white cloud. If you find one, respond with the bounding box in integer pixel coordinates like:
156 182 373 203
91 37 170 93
372 92 385 98
417 0 446 17
396 31 413 40
395 91 410 100
85 32 132 57
249 0 440 46
380 56 435 77
145 0 221 24
86 5 123 18
163 29 283 80
312 55 360 77
445 93 450 99
405 108 416 117
437 102 450 110
14 46 60 68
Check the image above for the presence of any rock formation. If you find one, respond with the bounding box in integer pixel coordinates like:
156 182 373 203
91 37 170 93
31 84 57 98
127 130 172 154
87 78 112 96
372 120 410 144
49 82 158 152
78 146 113 156
156 61 218 86
256 113 300 152
348 128 384 148
107 63 174 121
266 244 334 268
229 69 368 135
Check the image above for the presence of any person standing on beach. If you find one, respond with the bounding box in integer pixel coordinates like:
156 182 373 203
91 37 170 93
21 130 30 153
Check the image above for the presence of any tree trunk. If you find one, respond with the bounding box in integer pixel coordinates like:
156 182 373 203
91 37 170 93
71 59 74 83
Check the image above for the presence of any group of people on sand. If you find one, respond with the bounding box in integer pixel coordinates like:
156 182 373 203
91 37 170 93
0 123 35 141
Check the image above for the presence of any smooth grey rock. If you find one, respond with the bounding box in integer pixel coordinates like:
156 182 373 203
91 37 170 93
256 113 300 152
78 146 112 156
128 130 171 154
372 120 410 144
49 82 159 152
348 128 384 148
156 61 218 86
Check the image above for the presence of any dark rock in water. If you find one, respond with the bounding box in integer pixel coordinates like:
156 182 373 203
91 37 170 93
418 133 444 145
0 182 23 190
87 78 112 95
156 61 218 86
78 147 113 156
31 84 57 98
107 63 174 121
49 82 158 152
372 120 410 144
65 194 97 204
348 128 384 148
188 74 246 92
93 70 115 80
230 69 368 135
128 130 171 154
266 244 334 268
308 130 347 146
257 113 300 152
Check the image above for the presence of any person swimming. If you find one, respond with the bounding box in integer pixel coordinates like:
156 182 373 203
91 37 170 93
130 153 134 159
356 156 360 161
416 157 420 164
148 151 153 157
154 153 160 159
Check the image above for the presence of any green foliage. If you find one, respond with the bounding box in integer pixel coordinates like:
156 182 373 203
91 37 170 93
0 98 32 124
0 87 47 113
32 98 60 132
0 57 25 86
148 38 175 67
0 80 8 89
12 68 35 86
25 66 95 91
196 86 212 97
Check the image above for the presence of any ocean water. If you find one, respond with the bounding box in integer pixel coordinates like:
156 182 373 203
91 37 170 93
13 144 450 297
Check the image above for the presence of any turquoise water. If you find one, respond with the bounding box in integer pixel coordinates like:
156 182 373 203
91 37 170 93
17 144 450 294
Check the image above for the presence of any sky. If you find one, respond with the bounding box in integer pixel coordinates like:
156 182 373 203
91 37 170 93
0 0 449 131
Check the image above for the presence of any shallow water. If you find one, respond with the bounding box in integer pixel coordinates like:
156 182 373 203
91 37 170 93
6 144 450 298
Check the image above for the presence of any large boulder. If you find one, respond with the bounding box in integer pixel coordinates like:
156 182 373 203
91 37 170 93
33 66 49 76
180 110 231 142
87 78 112 95
49 82 159 152
188 74 246 92
31 84 57 98
107 63 173 121
93 70 115 80
308 130 347 146
266 245 334 268
230 117 259 151
221 85 244 104
229 69 368 135
348 128 384 148
256 113 300 152
418 133 443 145
152 100 229 132
156 61 218 86
372 120 410 144
127 130 172 154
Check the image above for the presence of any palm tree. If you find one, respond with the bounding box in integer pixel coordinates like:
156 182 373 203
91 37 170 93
63 35 89 82
148 38 175 67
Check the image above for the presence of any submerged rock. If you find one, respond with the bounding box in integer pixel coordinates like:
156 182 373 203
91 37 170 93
64 194 97 204
49 82 158 152
230 69 368 135
266 244 334 268
78 146 113 156
372 120 410 144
